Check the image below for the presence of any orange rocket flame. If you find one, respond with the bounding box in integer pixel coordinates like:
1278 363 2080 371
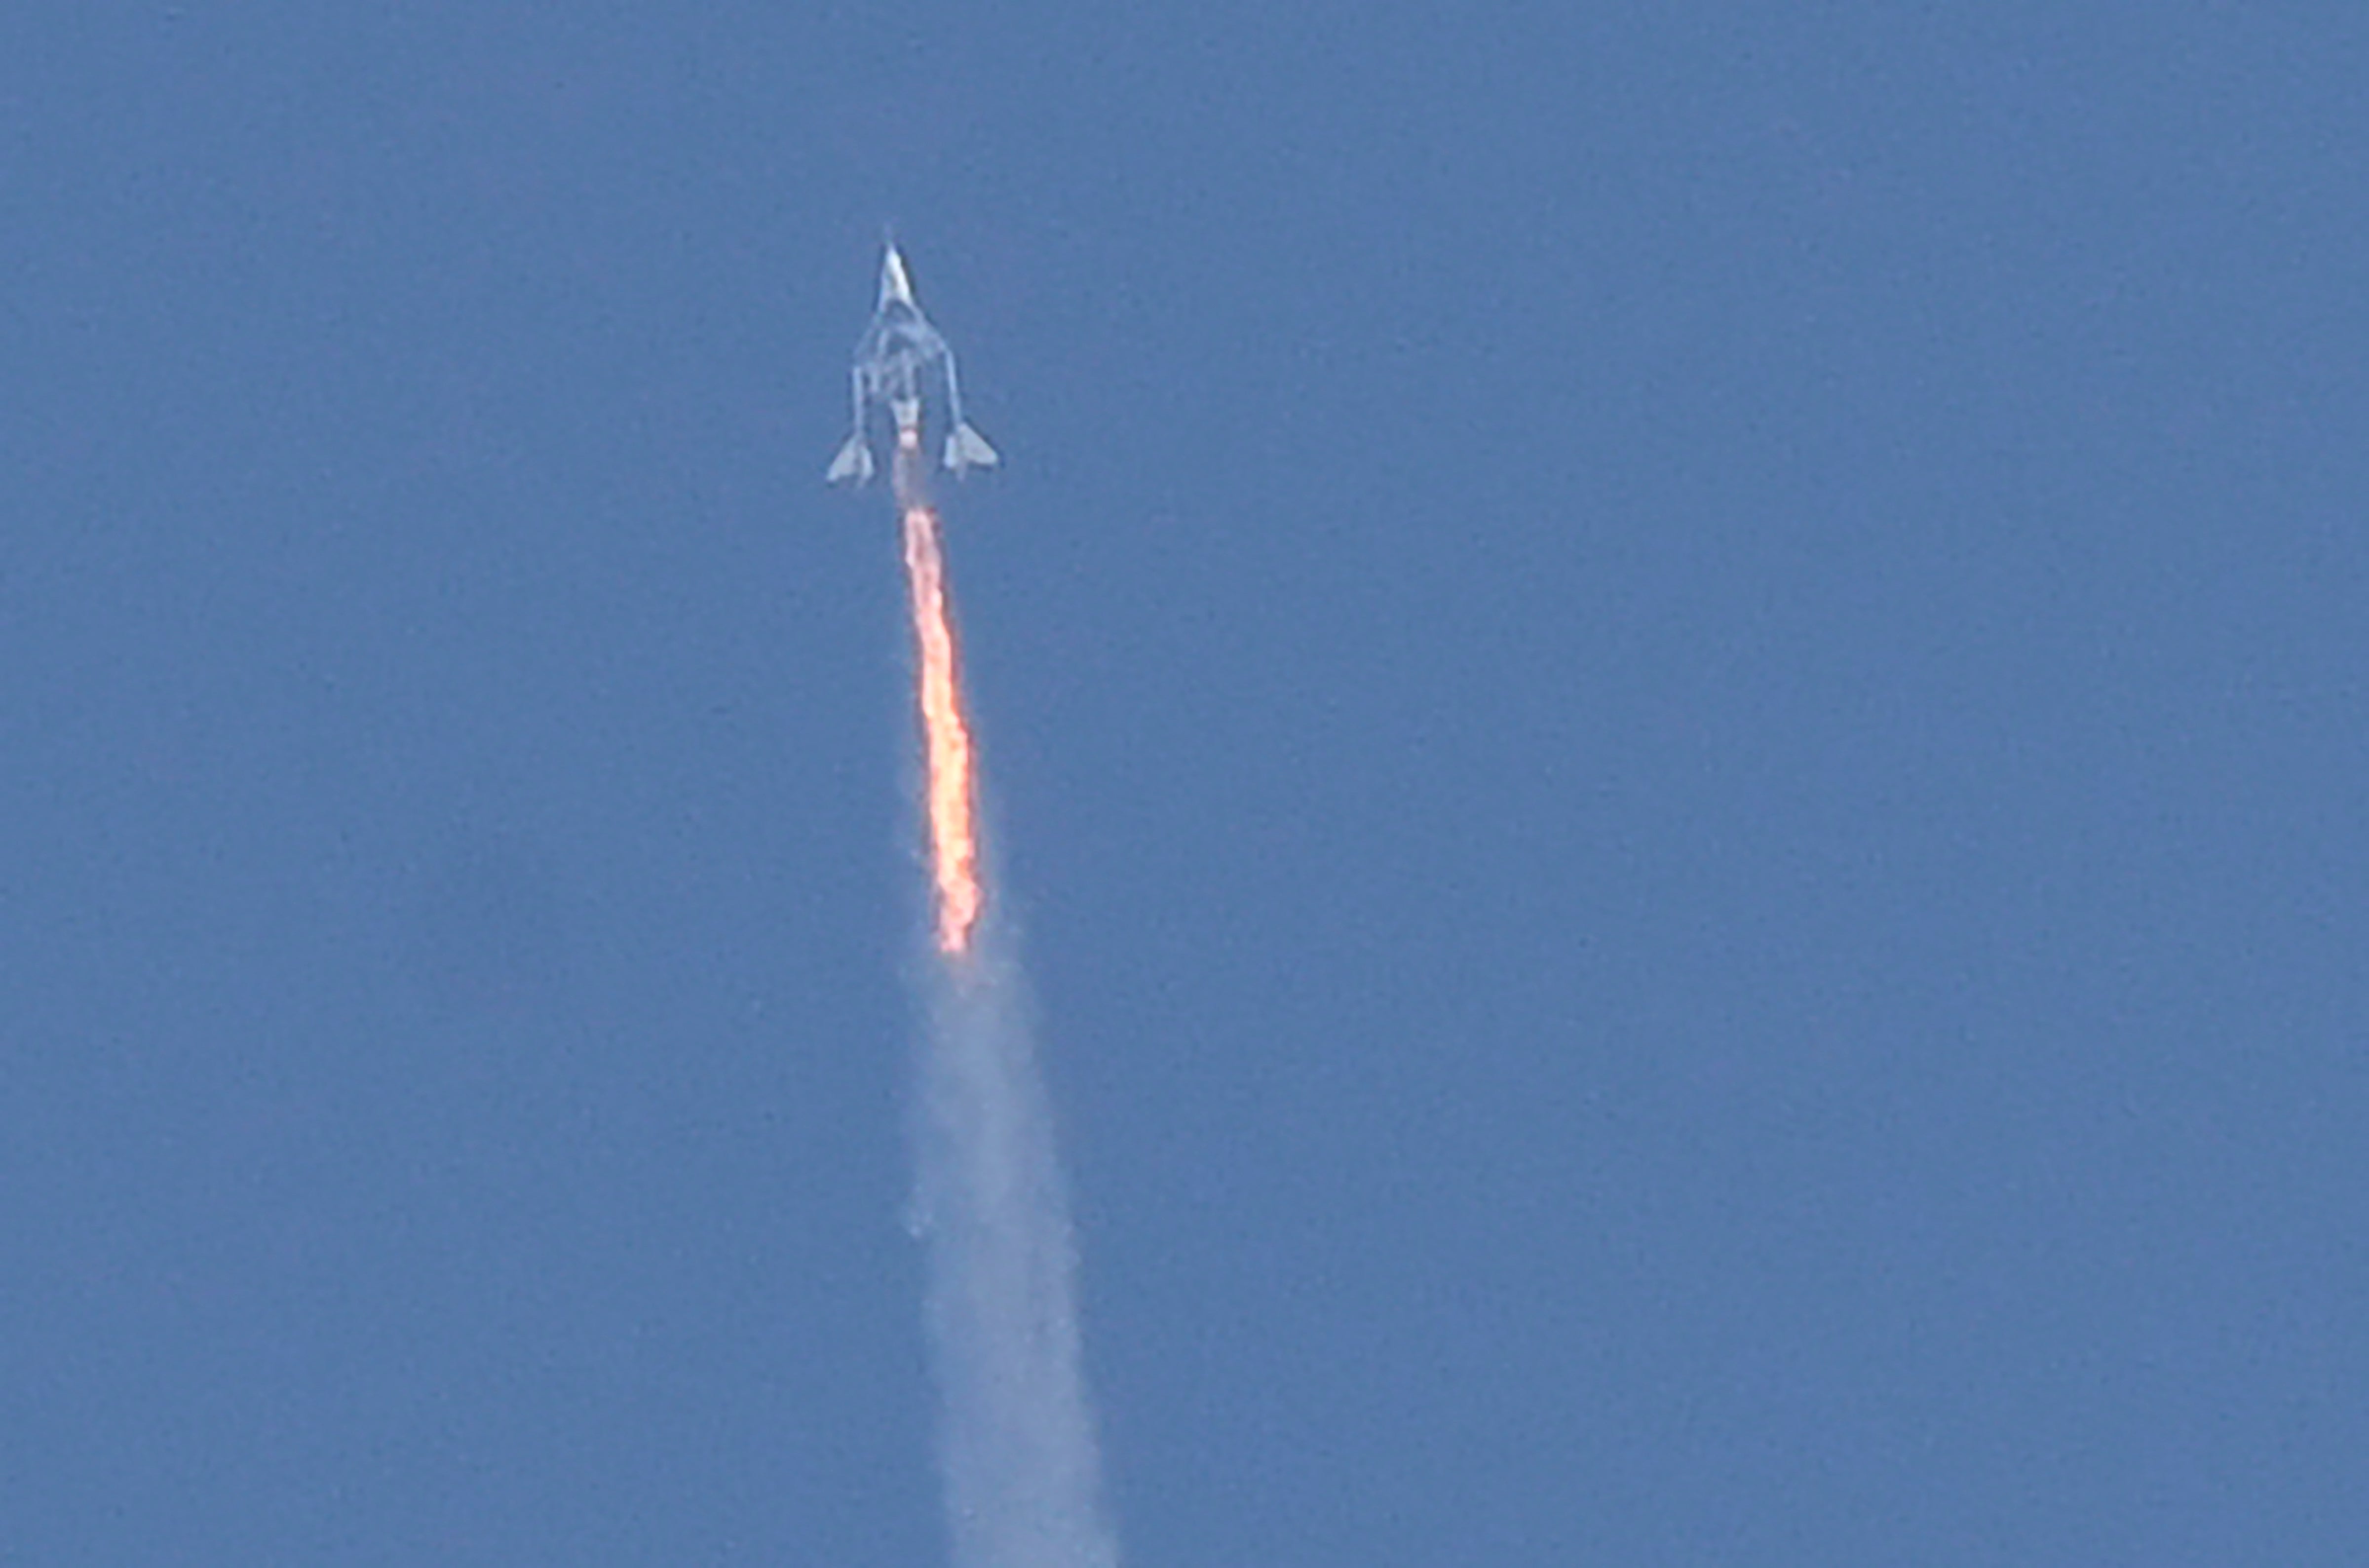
902 502 983 956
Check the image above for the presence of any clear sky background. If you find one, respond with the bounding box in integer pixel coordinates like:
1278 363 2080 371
5 5 2364 1564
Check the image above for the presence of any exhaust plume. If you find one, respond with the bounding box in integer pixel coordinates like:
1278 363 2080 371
898 498 1119 1568
903 503 983 956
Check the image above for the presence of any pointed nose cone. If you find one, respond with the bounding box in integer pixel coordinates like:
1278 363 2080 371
879 245 917 309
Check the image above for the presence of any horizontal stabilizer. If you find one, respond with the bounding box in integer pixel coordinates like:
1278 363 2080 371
944 422 999 474
827 433 875 486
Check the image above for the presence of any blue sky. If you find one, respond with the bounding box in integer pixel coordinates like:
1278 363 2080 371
4 5 2364 1563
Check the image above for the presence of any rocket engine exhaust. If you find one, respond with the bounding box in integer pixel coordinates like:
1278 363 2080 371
895 505 1120 1568
902 501 982 958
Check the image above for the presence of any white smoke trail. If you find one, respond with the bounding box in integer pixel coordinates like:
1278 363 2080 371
908 928 1120 1568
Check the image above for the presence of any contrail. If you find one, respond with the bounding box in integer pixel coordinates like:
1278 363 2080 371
830 242 1118 1568
900 499 1119 1568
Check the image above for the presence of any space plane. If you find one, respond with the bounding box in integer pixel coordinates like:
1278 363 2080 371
827 244 999 494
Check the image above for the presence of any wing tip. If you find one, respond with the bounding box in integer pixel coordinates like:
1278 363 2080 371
827 435 875 485
944 424 999 473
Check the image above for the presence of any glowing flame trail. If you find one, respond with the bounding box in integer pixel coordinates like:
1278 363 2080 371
903 502 983 956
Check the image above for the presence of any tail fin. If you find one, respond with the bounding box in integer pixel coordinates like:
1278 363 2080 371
943 422 999 475
827 433 875 486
